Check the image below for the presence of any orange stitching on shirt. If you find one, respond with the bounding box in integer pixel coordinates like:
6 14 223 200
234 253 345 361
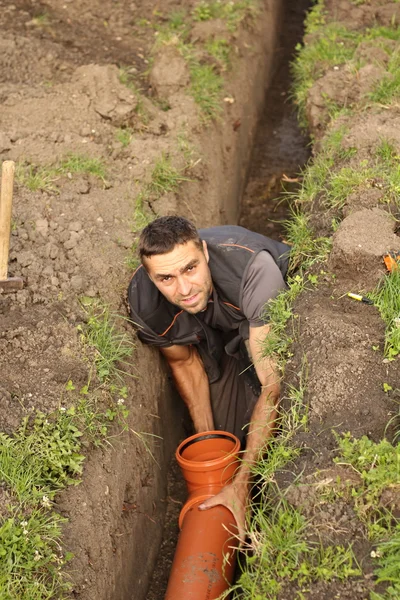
223 301 240 311
160 310 184 336
129 263 143 282
219 243 255 253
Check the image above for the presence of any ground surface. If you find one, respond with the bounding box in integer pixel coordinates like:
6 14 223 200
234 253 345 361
1 0 400 599
0 0 283 598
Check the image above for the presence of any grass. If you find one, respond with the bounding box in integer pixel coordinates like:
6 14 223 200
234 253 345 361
78 301 134 382
148 152 191 197
115 127 133 147
291 0 400 128
369 267 400 360
189 61 224 120
192 0 256 32
0 288 137 599
371 523 400 600
152 1 258 120
16 154 107 193
331 433 400 598
369 49 400 105
228 497 360 599
0 401 123 599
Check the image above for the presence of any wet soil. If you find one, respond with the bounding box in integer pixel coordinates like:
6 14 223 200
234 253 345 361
239 0 311 240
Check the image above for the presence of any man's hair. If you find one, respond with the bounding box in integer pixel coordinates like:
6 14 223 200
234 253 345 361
139 216 203 260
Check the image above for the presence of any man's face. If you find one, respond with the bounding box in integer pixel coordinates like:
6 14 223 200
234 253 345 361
144 240 212 314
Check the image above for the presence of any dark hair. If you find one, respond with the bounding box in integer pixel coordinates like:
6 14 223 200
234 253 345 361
139 216 202 260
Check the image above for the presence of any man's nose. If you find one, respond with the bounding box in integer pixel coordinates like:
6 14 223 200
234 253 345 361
176 276 191 297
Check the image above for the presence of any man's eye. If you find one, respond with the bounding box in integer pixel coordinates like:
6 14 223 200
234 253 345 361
187 265 195 272
162 276 172 282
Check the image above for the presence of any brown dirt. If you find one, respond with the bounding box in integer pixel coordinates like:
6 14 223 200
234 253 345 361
2 0 399 598
0 1 285 599
268 2 400 598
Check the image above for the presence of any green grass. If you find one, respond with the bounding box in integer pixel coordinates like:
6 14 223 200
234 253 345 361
59 154 106 180
148 153 191 197
78 302 134 382
16 154 107 193
205 38 231 70
371 523 400 600
189 61 224 119
153 2 257 120
369 267 400 360
15 163 58 194
192 0 256 31
291 0 400 128
0 397 129 599
228 496 360 599
115 127 133 147
284 210 332 271
369 49 400 105
335 433 400 537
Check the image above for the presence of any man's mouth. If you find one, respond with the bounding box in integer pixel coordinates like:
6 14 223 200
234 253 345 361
180 293 199 305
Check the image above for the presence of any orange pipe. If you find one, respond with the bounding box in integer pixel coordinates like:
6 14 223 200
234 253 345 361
165 431 241 600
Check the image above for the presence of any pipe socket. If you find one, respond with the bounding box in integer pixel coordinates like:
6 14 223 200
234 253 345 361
165 431 241 600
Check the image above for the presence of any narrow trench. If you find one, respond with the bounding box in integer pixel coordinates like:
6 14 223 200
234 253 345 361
146 1 311 597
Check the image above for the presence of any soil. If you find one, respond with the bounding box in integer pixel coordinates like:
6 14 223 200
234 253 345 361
0 0 284 599
1 0 400 599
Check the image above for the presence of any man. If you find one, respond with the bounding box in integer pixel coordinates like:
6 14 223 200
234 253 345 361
128 216 290 540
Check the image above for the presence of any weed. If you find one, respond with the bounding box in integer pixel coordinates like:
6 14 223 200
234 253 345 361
115 127 133 147
227 495 360 599
283 210 332 271
16 154 107 194
371 523 400 600
193 0 256 32
334 433 400 538
205 38 231 70
369 267 400 359
189 61 224 120
148 153 190 197
369 49 400 105
79 302 134 382
15 163 59 194
59 154 106 181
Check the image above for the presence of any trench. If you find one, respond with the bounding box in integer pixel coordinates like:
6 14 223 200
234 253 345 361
146 1 311 597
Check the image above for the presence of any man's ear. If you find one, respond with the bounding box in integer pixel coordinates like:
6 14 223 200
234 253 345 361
202 240 209 263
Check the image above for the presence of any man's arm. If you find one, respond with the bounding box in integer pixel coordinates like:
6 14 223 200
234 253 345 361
199 323 280 541
160 345 214 432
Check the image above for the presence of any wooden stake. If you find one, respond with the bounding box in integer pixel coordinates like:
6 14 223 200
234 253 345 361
0 160 16 280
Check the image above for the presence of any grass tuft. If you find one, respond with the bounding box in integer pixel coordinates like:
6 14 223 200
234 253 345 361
79 302 134 382
370 267 400 360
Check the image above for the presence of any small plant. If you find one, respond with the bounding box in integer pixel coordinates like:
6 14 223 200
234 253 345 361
188 61 224 120
334 433 400 537
59 154 106 181
79 302 134 382
15 163 59 194
205 38 231 70
115 127 133 147
370 267 400 359
148 153 190 197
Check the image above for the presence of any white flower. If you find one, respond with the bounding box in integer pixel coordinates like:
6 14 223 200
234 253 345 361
60 407 66 412
21 520 28 527
23 528 28 535
117 398 125 406
370 550 382 558
42 495 51 508
34 550 42 562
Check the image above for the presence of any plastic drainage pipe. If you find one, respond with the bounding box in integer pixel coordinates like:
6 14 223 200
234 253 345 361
165 431 241 600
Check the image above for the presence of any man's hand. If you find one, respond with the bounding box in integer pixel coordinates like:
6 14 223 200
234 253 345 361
198 480 249 544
